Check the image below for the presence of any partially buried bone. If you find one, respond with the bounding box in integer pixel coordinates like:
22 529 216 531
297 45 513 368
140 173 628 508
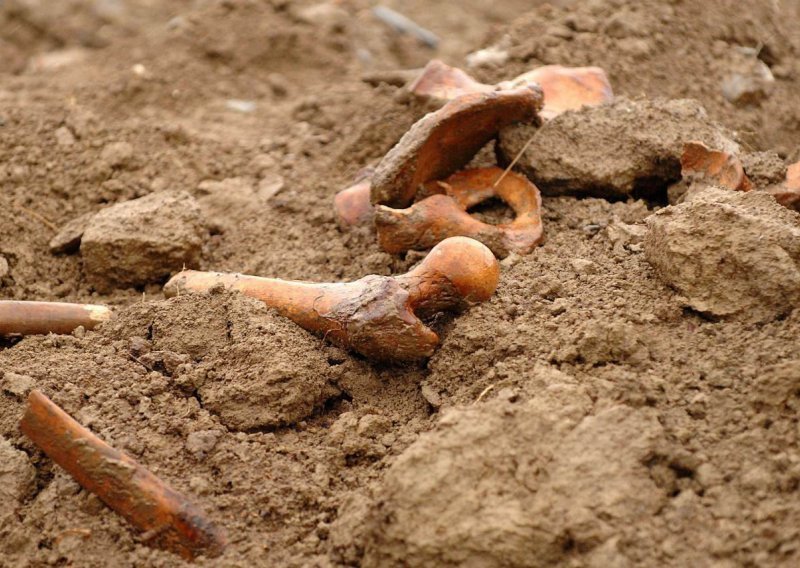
163 237 499 362
370 86 543 208
679 142 800 210
681 141 752 192
375 167 543 258
0 300 112 336
20 390 227 560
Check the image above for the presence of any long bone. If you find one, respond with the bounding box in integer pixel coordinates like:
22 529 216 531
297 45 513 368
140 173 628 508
163 237 499 362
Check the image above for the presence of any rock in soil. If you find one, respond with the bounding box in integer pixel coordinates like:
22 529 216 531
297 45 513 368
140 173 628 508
80 191 206 292
644 188 800 322
498 98 739 199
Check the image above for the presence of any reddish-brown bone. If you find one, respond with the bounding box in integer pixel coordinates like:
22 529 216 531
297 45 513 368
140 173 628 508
0 301 112 336
408 59 493 101
333 179 374 229
681 141 752 191
375 167 543 258
163 237 499 362
500 65 614 120
766 161 800 210
408 60 613 120
19 390 227 560
370 87 544 208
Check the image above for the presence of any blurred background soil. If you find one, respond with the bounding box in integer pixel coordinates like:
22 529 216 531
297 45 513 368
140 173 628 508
1 0 799 566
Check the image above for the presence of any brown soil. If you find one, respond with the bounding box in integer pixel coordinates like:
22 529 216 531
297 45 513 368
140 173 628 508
1 0 800 566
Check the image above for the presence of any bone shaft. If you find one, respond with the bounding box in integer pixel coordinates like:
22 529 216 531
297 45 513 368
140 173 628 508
19 390 226 559
164 271 346 339
0 301 111 336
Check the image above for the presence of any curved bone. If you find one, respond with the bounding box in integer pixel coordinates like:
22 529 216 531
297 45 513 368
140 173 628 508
370 87 544 208
375 167 543 258
163 237 499 362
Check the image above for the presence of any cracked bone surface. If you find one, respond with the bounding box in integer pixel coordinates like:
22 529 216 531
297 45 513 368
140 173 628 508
163 237 499 362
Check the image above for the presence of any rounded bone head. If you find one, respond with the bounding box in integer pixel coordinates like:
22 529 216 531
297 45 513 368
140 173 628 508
410 237 500 302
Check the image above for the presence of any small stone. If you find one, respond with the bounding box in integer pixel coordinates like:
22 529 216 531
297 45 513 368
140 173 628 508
258 173 285 200
54 126 76 146
100 141 135 169
80 191 206 292
721 58 775 106
571 258 598 274
357 414 392 439
465 46 509 68
225 99 256 113
185 430 222 459
420 383 442 409
1 372 35 398
48 211 95 255
0 255 8 278
189 475 210 495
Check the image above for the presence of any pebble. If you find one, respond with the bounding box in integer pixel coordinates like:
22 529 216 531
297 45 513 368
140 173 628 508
100 141 134 169
185 430 222 459
225 99 257 113
1 372 35 398
0 255 8 278
571 258 599 274
721 58 775 106
54 126 76 146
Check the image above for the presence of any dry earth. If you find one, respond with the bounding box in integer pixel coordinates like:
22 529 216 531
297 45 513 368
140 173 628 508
1 0 800 567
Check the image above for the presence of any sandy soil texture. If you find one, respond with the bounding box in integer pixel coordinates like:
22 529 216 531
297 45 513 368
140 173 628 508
1 0 800 566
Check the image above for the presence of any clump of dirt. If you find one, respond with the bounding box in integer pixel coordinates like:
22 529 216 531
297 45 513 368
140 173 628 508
499 97 741 199
645 187 800 322
2 0 800 566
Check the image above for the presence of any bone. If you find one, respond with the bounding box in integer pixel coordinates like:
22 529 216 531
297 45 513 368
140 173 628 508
19 390 227 560
768 161 800 211
407 60 613 120
0 301 112 336
164 237 499 362
371 87 543 208
375 167 543 258
333 179 374 229
408 60 493 102
681 141 752 191
499 65 614 120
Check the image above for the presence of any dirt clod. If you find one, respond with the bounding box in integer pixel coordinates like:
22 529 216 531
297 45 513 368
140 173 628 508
81 191 206 292
499 98 740 199
644 188 800 322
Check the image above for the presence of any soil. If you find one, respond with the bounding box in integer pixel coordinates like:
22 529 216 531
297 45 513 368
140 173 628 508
1 0 800 567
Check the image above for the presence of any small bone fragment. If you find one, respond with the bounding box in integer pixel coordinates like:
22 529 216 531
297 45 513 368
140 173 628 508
164 237 499 362
334 179 374 229
19 390 227 559
680 141 752 191
766 161 800 211
408 60 493 102
375 167 543 257
0 301 112 336
371 87 543 208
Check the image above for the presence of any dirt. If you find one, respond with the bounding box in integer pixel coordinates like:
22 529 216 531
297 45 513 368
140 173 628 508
1 0 800 567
